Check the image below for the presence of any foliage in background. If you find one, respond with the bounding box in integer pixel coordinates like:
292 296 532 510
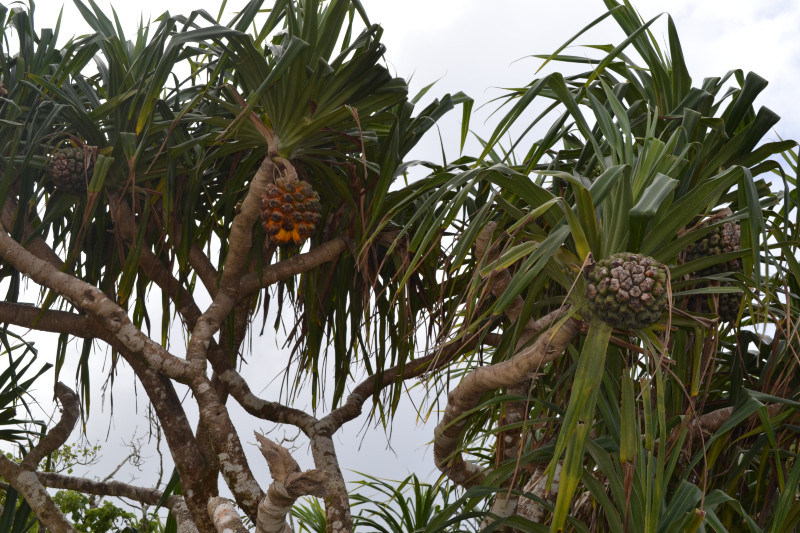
292 474 483 533
374 0 800 531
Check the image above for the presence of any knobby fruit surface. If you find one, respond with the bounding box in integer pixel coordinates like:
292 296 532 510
584 253 668 330
682 217 743 322
683 219 742 276
50 147 93 195
259 176 322 245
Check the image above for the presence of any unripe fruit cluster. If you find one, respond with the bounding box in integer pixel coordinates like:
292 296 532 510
50 147 93 195
584 253 668 330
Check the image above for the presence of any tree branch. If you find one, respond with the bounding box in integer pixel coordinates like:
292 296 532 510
254 433 326 533
0 383 80 533
433 317 579 488
309 433 351 533
36 472 198 533
317 338 472 434
0 302 100 337
186 156 276 364
515 464 561 525
213 360 318 433
21 383 80 470
189 243 220 298
208 497 249 533
190 377 265 520
238 237 348 296
685 403 785 442
125 358 217 533
0 222 192 381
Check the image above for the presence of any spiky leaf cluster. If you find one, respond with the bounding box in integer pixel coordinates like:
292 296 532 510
49 147 92 195
259 176 322 245
584 253 668 329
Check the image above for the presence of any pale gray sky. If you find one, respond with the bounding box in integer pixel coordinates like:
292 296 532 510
10 0 800 504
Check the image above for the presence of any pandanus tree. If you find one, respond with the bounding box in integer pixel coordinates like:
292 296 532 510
0 0 469 531
404 2 800 532
0 0 799 532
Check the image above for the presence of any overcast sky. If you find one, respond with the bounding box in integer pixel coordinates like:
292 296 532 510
12 0 800 503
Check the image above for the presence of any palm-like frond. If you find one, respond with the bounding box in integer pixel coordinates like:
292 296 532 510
385 2 799 531
0 330 49 445
1 0 471 413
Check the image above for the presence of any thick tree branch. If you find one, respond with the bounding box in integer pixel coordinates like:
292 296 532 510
165 157 287 521
190 378 265 520
0 277 214 529
433 318 579 488
126 359 217 533
208 497 249 533
186 156 276 364
0 222 191 381
254 433 326 533
309 433 351 533
0 302 100 337
0 383 80 533
238 236 348 296
516 464 561 525
36 472 198 533
21 383 80 470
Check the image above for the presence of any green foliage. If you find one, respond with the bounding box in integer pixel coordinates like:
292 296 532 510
0 0 469 412
387 1 800 531
294 497 327 533
0 485 37 533
54 490 133 532
0 332 49 445
1 0 798 530
292 474 482 533
51 490 163 532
